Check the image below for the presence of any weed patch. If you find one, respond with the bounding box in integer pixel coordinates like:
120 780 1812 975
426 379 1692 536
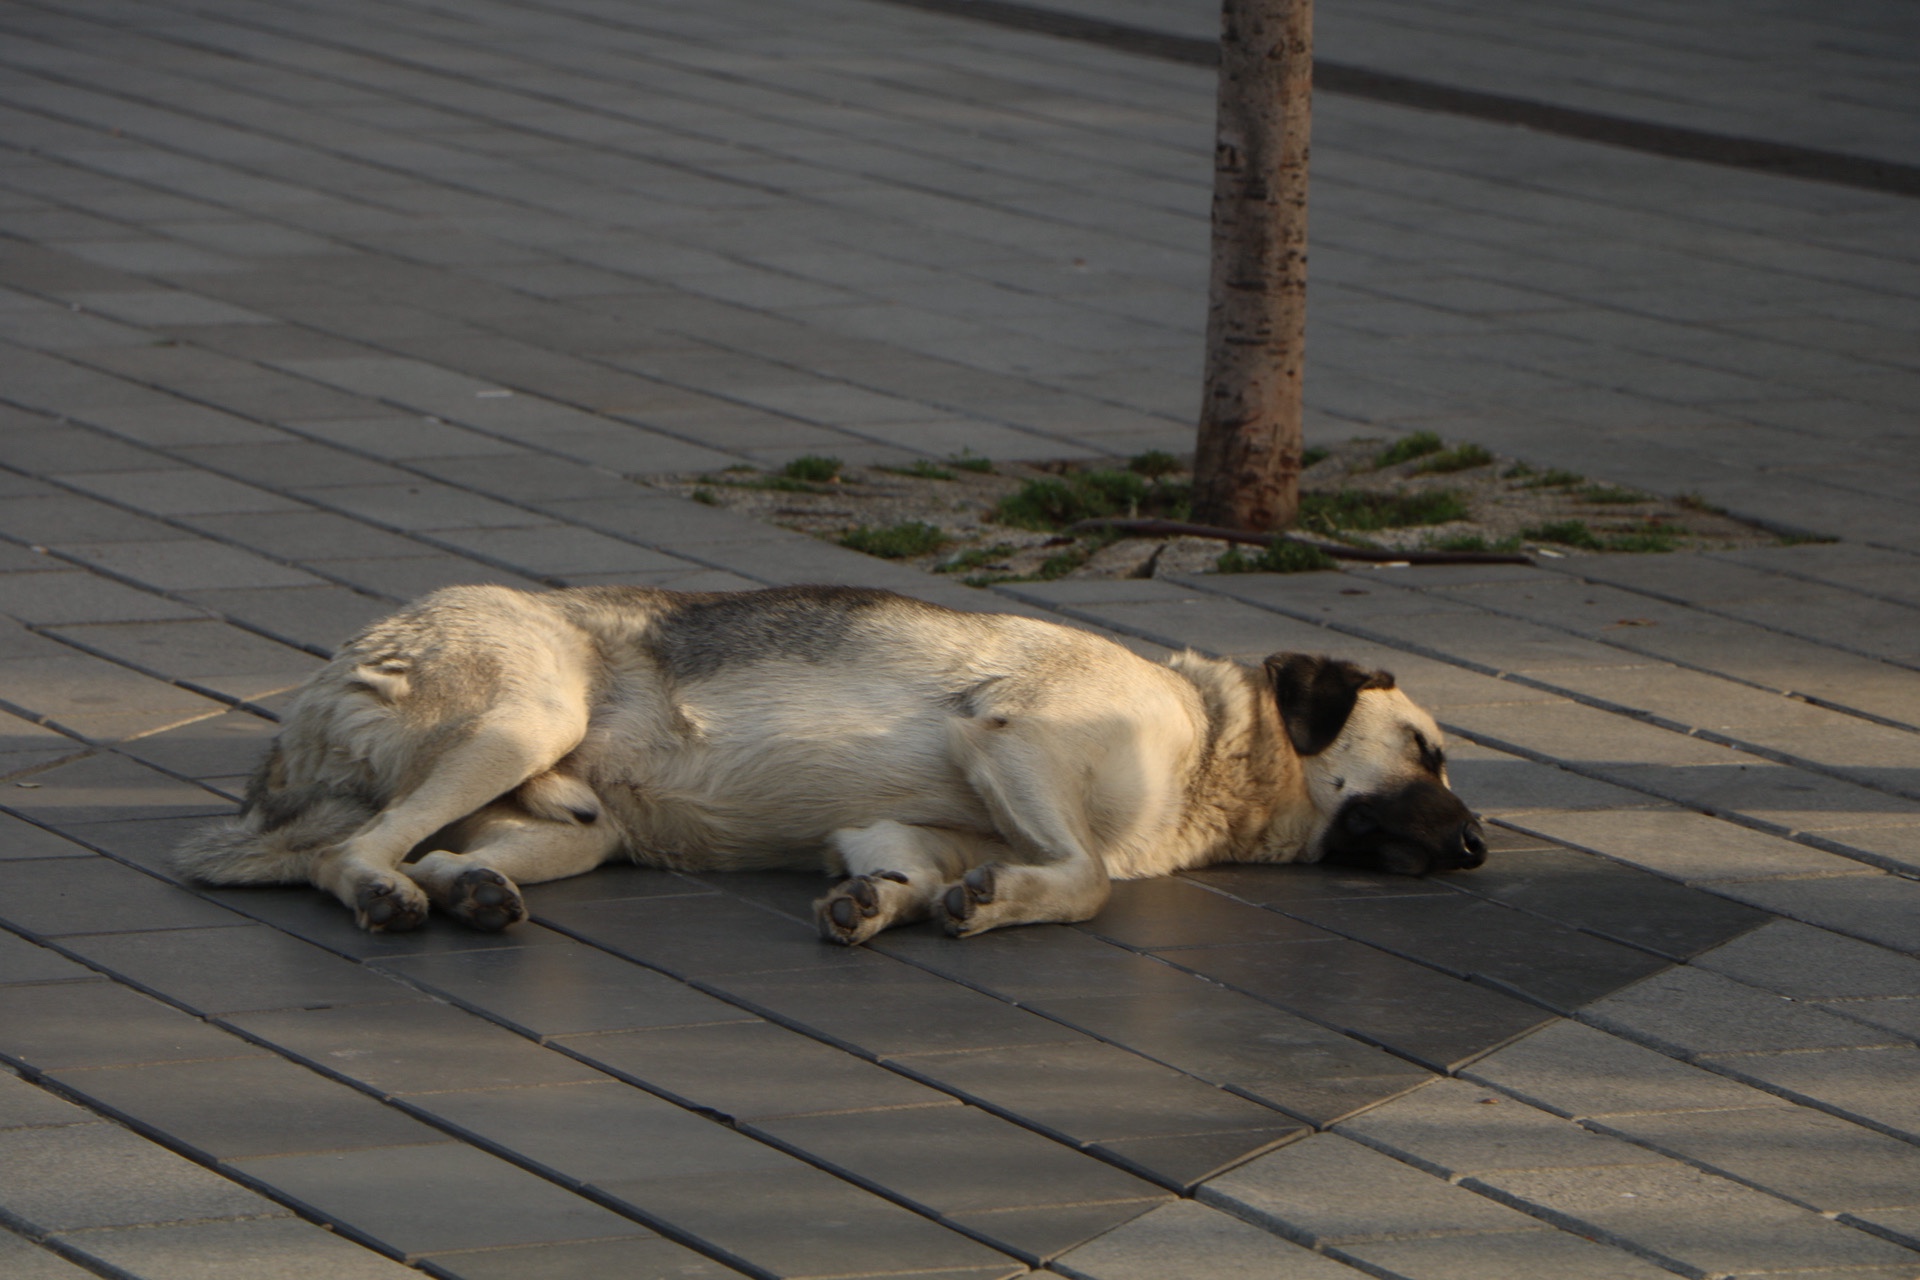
883 461 955 481
1374 431 1445 469
1577 484 1648 504
1418 443 1494 474
1216 539 1338 574
840 522 948 558
782 455 842 483
993 469 1189 530
1299 488 1468 533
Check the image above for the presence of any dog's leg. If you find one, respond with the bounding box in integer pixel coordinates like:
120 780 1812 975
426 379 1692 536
815 821 1006 946
314 717 585 932
408 804 620 932
939 730 1113 938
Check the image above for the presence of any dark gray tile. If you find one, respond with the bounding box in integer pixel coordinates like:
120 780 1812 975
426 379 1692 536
1183 863 1460 906
409 1080 794 1185
62 925 414 1014
1077 877 1331 950
753 1103 1163 1219
178 586 395 652
201 887 578 960
1282 895 1672 1012
595 1167 1020 1280
0 929 95 985
540 893 871 979
374 941 741 1037
554 1020 947 1120
232 1143 649 1257
520 863 712 909
1165 938 1554 1072
227 1000 604 1096
53 815 212 876
0 815 92 861
1447 847 1772 960
50 1056 443 1160
423 1237 741 1280
886 1041 1301 1177
1035 986 1433 1127
0 855 247 937
114 711 276 781
874 924 1213 1003
1092 1128 1302 1190
0 980 265 1069
182 510 433 562
719 963 1083 1058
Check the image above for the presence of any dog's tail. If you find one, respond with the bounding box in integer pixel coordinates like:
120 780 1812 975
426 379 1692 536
172 747 378 886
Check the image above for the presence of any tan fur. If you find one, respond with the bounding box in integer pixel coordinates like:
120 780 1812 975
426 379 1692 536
175 585 1459 939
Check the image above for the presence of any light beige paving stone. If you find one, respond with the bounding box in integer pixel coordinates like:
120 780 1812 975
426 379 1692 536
1199 1133 1544 1246
0 1229 98 1280
1465 1162 1920 1275
1339 1226 1679 1280
1052 1200 1369 1280
0 1070 93 1131
1800 824 1920 877
56 1215 420 1280
0 1121 270 1232
1703 1046 1920 1144
1500 808 1858 881
1692 920 1920 1001
1584 966 1906 1059
1827 998 1920 1040
1461 1021 1791 1120
1334 1078 1668 1178
1590 1105 1920 1214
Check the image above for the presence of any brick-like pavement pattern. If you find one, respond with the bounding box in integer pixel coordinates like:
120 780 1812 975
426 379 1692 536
2 0 1918 1276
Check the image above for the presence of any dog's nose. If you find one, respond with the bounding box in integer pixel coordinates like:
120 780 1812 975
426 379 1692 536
1457 820 1488 869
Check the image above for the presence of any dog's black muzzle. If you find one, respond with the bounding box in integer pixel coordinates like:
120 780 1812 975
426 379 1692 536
1319 778 1487 876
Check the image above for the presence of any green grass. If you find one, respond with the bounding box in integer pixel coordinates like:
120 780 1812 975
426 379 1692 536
1373 431 1445 469
1298 488 1468 533
949 452 994 474
993 469 1189 530
882 460 956 481
1523 519 1678 553
1128 450 1184 478
1604 529 1678 553
712 474 820 493
1577 484 1649 505
1417 443 1495 474
1518 467 1585 489
1423 532 1523 553
936 543 1016 575
1675 491 1726 514
1216 539 1339 574
782 455 842 483
1302 445 1331 469
690 487 720 506
839 522 949 558
1523 520 1602 549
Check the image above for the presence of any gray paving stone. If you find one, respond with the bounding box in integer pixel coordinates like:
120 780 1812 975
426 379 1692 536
1692 919 1920 1001
0 1121 271 1232
0 979 266 1070
61 924 413 1014
291 416 526 459
116 710 277 781
1461 1020 1788 1119
554 1018 951 1121
0 815 91 862
59 540 325 591
313 483 544 531
1052 1200 1365 1280
372 940 742 1037
60 470 306 517
1338 1225 1705 1280
421 1236 743 1279
0 1228 98 1280
1584 966 1905 1058
1711 874 1920 953
1703 1045 1920 1144
1465 1161 1920 1275
46 619 321 702
310 554 549 601
57 1214 421 1280
0 569 209 625
1200 1132 1544 1245
183 510 436 561
1501 808 1860 882
227 1000 606 1097
231 1142 649 1258
50 1055 443 1161
178 584 408 650
1591 1105 1920 1215
0 930 95 985
0 855 245 936
0 1068 92 1130
1336 1078 1666 1178
431 525 693 576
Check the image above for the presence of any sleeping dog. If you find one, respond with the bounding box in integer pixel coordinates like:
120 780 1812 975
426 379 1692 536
176 585 1485 940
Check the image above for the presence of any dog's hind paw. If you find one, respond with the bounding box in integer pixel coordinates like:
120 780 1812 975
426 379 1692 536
448 867 526 932
815 873 902 946
939 864 997 937
355 876 428 933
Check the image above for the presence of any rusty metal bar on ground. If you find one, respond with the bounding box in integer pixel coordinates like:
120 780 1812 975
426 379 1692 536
1065 517 1536 565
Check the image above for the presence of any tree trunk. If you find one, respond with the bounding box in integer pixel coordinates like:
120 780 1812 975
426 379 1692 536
1191 0 1314 532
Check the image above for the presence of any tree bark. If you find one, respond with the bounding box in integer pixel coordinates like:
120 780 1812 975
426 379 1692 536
1191 0 1314 532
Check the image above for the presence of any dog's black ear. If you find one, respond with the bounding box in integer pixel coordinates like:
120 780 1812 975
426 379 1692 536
1264 653 1396 755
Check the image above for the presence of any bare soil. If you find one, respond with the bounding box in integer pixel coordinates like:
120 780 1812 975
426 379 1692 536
651 436 1803 586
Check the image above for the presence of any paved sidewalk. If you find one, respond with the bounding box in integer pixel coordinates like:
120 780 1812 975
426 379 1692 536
1 0 1918 1276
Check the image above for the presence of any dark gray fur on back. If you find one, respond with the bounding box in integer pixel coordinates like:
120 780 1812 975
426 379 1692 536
630 584 960 682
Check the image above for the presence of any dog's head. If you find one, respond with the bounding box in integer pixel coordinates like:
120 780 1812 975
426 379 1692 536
1266 653 1485 876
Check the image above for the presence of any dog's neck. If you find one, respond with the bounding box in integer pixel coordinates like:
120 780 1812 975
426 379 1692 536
1167 653 1318 864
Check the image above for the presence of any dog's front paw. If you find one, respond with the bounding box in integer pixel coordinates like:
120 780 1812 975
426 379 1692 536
448 866 525 932
355 875 428 933
939 865 997 938
815 871 910 946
